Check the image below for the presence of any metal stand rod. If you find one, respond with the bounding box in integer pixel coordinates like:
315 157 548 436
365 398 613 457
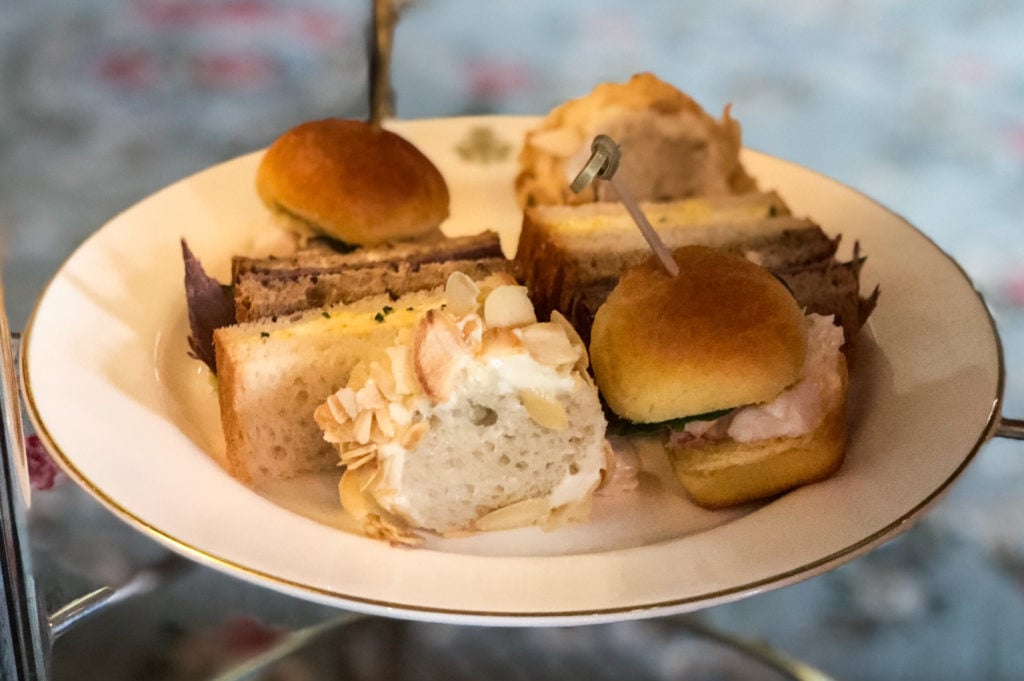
49 554 193 640
0 280 50 680
673 616 838 681
205 613 363 681
368 0 398 124
995 416 1024 440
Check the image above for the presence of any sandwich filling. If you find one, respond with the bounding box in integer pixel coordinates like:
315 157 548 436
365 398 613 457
314 273 608 544
667 314 845 448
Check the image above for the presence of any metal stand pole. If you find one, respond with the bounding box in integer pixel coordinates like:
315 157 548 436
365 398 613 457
0 284 51 680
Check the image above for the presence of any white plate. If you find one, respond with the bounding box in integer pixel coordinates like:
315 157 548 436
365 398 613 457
21 116 1003 626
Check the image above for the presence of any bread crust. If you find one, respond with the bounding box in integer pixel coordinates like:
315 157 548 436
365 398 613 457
666 356 848 509
590 246 807 422
256 119 449 246
214 337 245 482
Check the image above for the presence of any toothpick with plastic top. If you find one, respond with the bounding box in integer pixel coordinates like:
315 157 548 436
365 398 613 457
570 135 680 277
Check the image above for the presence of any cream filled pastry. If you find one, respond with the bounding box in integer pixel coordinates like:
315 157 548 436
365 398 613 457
314 273 609 544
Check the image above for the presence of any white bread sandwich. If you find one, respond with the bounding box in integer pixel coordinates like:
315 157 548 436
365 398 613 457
515 72 756 207
213 285 451 482
312 273 609 543
256 118 450 246
589 246 848 509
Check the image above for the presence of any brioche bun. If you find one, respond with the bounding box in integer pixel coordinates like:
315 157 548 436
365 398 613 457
589 246 807 423
256 119 450 246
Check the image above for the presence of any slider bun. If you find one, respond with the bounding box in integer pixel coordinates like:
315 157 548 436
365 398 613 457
590 245 807 423
256 119 450 246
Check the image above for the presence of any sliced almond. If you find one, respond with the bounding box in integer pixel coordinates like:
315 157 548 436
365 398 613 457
322 392 349 425
338 466 378 520
313 401 336 430
444 271 481 316
477 271 518 296
364 514 423 547
334 387 360 420
385 346 418 396
399 420 429 449
369 361 397 401
520 390 569 430
355 381 385 411
387 401 412 428
458 314 484 351
483 285 537 328
480 326 525 357
412 309 468 402
353 408 374 444
550 310 589 372
474 497 550 531
340 444 377 470
373 407 395 438
520 322 580 367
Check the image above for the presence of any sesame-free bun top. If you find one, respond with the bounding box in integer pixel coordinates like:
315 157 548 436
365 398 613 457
590 246 807 423
256 119 450 246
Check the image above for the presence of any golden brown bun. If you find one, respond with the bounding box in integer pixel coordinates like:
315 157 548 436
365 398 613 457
666 356 848 509
515 72 757 207
256 119 450 246
589 246 807 423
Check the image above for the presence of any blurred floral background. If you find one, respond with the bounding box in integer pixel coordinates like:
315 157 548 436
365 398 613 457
3 0 1024 679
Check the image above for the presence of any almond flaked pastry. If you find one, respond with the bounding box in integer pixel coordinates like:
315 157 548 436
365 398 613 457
413 308 469 402
483 285 537 328
315 271 610 545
